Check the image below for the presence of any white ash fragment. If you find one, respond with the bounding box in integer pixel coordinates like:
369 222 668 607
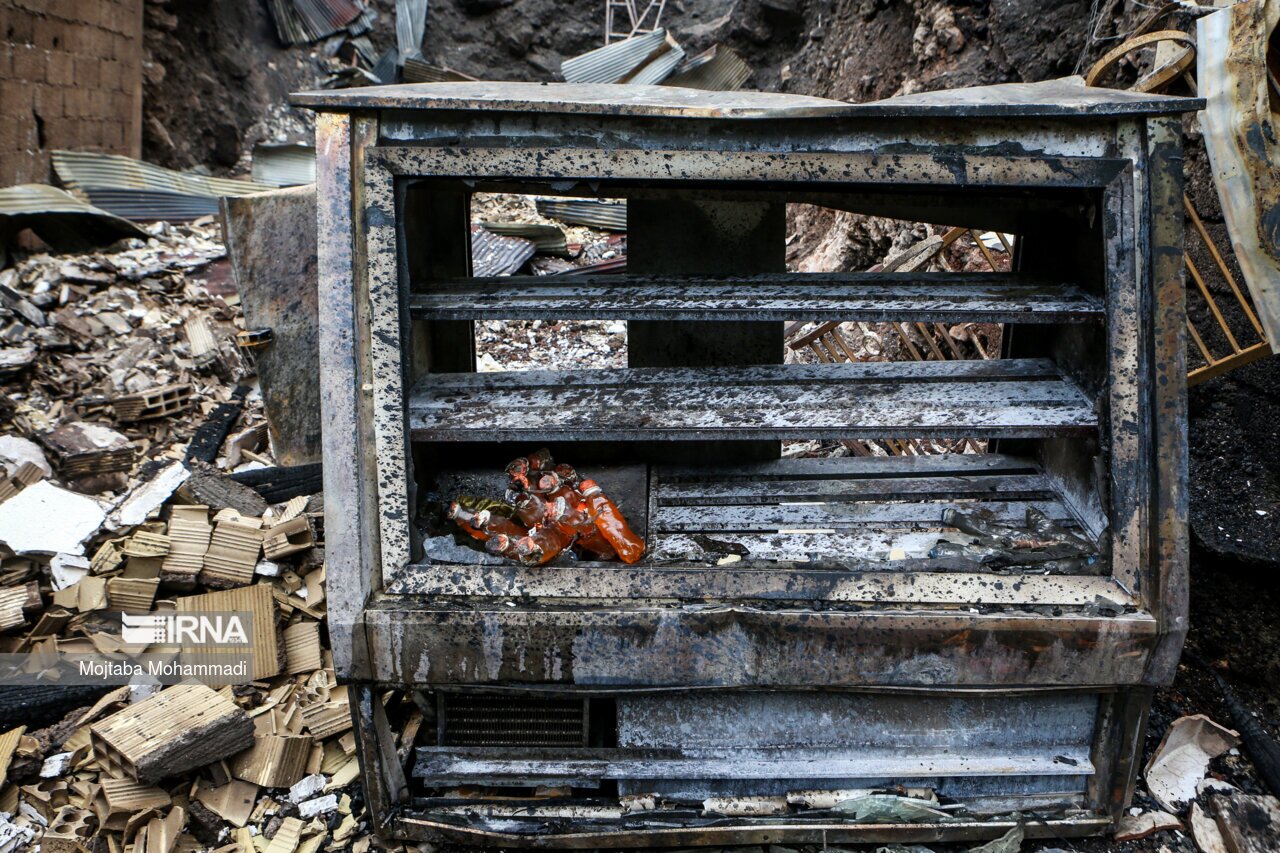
50 553 91 590
255 559 283 577
40 752 72 778
297 793 338 818
0 435 51 478
111 461 191 529
287 773 326 803
0 481 107 555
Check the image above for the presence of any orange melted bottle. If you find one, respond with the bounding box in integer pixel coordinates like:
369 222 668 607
513 524 573 566
579 480 645 564
527 448 554 473
448 502 524 541
548 496 617 560
505 457 531 493
534 472 577 504
513 492 549 527
553 463 581 488
485 533 520 559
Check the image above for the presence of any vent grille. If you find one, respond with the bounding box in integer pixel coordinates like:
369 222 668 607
439 694 588 747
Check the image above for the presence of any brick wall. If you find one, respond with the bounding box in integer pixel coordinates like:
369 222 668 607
0 0 144 187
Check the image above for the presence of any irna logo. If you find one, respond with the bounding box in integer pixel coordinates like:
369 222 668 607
122 613 250 646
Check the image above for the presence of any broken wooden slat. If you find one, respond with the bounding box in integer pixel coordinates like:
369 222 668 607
408 273 1104 323
409 358 1098 442
89 683 255 782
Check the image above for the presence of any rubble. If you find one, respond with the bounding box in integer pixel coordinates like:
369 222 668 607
89 683 255 782
0 213 377 851
1145 714 1242 812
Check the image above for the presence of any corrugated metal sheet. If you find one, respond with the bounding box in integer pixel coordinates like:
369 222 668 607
395 0 427 61
470 226 536 276
80 190 220 222
0 184 148 249
561 29 674 85
535 199 627 232
478 222 567 255
267 0 365 45
54 151 272 199
252 144 317 187
625 34 685 85
663 44 753 91
401 58 477 84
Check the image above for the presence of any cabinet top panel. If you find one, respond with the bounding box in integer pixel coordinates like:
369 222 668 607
291 78 1200 120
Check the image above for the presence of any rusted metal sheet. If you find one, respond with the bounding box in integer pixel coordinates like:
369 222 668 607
409 273 1103 323
220 186 322 466
1199 0 1280 353
468 225 535 277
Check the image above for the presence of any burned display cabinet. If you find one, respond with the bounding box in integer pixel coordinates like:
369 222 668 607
293 80 1199 846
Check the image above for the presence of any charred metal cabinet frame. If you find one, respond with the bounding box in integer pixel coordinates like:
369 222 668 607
295 81 1200 847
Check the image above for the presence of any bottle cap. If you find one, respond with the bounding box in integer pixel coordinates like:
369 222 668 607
579 479 600 495
446 501 461 519
506 458 529 475
475 509 491 527
514 537 543 559
535 472 561 492
485 534 509 553
554 463 578 482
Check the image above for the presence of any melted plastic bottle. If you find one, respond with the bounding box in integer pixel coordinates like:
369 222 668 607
505 457 531 493
527 448 554 472
513 492 549 527
548 496 617 560
579 479 645 564
513 524 572 566
553 463 581 488
485 533 520 559
448 502 524 542
533 472 577 504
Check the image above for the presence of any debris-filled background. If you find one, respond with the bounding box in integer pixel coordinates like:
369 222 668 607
2 0 1280 851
